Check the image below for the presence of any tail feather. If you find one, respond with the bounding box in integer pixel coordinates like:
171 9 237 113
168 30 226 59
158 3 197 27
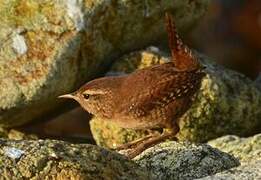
165 12 200 71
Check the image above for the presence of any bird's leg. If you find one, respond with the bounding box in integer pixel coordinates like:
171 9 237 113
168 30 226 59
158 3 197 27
124 123 180 159
114 130 161 150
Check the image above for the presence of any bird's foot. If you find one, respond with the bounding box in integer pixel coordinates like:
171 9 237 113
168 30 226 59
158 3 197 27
118 131 178 159
114 132 160 150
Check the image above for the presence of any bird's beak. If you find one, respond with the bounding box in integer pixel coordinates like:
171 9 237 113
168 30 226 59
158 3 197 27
58 93 76 99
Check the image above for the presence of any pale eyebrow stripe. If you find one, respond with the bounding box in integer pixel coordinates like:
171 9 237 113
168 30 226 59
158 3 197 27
83 89 107 95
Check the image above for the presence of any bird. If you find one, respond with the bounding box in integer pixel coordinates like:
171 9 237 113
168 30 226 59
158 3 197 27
59 12 206 158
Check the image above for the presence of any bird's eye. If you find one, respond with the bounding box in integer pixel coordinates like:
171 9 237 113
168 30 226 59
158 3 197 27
83 94 90 99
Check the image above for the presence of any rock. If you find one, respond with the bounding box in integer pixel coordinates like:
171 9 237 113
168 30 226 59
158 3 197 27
7 129 38 140
90 115 154 149
90 48 261 148
0 127 9 138
131 141 239 180
0 0 209 128
0 138 151 179
255 73 261 90
202 134 261 180
0 127 37 140
208 134 261 163
200 160 261 180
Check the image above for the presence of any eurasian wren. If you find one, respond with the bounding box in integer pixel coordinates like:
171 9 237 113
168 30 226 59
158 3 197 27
59 13 205 158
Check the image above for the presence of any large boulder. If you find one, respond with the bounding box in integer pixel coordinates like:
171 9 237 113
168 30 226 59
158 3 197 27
0 0 210 127
90 47 261 148
0 138 240 180
208 134 261 163
131 141 239 180
201 134 261 179
200 160 261 180
0 138 151 179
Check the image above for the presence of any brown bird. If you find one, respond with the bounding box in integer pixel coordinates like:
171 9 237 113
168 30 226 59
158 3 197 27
59 13 206 158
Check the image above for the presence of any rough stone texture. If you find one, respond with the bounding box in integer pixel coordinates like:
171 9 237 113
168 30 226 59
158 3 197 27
255 73 261 90
0 138 151 179
0 0 209 128
208 134 261 163
90 48 261 148
90 117 152 149
130 141 239 180
0 128 37 140
201 134 261 180
200 160 261 180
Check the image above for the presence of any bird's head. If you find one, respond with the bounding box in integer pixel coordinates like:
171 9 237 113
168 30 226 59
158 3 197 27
59 76 123 118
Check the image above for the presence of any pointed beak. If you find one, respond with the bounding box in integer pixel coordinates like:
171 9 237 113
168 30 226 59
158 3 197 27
58 94 74 99
58 93 76 99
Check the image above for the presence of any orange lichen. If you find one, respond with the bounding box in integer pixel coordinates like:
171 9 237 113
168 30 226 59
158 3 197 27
14 0 39 26
8 30 75 86
25 31 54 61
15 0 38 17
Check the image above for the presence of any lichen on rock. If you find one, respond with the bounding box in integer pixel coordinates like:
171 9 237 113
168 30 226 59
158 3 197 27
132 141 239 180
200 160 261 180
90 117 151 149
208 134 261 163
0 138 151 179
202 134 261 180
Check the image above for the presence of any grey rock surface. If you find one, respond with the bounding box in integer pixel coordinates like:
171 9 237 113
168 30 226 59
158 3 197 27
90 48 261 148
200 160 261 180
0 138 151 179
132 141 239 180
0 0 210 127
208 134 261 163
202 134 261 179
255 73 261 90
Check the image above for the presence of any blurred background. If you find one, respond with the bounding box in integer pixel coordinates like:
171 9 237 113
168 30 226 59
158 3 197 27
16 0 261 143
189 0 261 79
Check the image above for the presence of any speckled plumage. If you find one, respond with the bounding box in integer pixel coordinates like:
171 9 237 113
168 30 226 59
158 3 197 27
59 13 206 158
113 63 205 129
